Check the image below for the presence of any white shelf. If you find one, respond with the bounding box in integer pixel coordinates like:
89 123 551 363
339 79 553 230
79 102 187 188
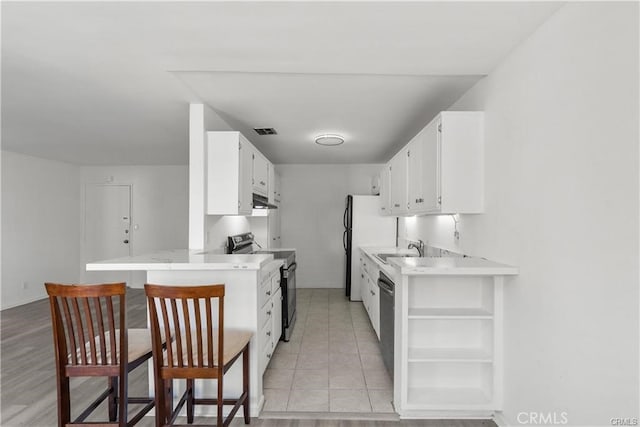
406 386 492 408
408 347 493 363
408 307 493 319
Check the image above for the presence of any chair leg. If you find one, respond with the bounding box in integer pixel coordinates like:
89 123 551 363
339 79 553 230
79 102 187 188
152 361 166 427
119 371 127 427
165 379 173 425
57 376 71 427
217 376 223 427
108 376 118 422
243 346 250 424
187 378 195 424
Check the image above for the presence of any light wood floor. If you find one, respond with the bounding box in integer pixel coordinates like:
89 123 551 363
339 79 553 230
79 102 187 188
1 288 496 427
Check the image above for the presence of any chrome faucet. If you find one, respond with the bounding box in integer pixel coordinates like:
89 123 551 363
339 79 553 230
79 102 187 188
408 239 425 257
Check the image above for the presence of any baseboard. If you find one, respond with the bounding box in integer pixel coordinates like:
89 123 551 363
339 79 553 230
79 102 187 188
493 411 510 427
260 411 400 421
1 294 47 310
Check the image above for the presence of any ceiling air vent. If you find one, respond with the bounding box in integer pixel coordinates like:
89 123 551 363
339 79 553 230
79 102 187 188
254 128 277 136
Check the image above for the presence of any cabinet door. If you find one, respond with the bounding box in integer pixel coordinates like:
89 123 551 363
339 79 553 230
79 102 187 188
267 210 281 248
390 148 408 215
360 267 369 312
407 131 425 213
379 163 392 215
268 163 276 204
421 118 441 212
239 138 254 214
274 172 282 205
272 287 283 345
370 277 380 339
252 151 269 197
207 132 253 215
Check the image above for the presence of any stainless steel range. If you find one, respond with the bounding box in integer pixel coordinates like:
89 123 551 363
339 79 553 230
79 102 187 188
227 233 297 341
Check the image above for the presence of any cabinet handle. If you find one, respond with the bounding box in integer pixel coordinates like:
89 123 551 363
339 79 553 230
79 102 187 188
260 181 266 186
381 207 386 210
266 290 271 296
371 290 375 295
267 310 272 315
361 274 364 278
267 353 272 358
266 331 271 337
394 203 400 208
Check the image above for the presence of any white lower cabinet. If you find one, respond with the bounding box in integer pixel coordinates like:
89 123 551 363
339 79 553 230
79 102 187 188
395 274 505 418
359 252 380 339
258 265 282 374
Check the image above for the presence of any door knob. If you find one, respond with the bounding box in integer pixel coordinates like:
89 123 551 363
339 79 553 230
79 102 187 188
123 240 129 244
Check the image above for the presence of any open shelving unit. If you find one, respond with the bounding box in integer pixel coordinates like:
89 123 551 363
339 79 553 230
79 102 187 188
396 274 504 416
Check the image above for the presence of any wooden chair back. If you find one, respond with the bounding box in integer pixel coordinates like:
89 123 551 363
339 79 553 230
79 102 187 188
45 282 126 374
145 284 225 376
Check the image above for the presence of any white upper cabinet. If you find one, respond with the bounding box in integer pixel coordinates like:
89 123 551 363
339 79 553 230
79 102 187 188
406 129 425 213
390 147 409 215
267 209 281 248
268 163 276 204
207 131 272 216
252 150 269 197
386 111 484 216
379 163 391 215
274 172 282 205
426 111 484 214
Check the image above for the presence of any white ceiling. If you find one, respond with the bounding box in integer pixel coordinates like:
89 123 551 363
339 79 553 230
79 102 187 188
1 1 563 165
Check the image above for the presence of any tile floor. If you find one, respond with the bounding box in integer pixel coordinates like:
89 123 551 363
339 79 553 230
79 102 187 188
262 288 394 414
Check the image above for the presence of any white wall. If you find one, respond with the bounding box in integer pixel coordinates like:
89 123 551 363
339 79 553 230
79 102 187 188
205 215 251 251
80 165 188 286
400 3 638 425
278 164 382 288
1 151 81 309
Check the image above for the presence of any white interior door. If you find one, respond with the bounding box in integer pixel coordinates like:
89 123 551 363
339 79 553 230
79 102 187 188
83 184 132 284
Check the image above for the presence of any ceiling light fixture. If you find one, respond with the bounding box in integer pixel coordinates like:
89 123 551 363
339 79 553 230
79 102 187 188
315 134 344 146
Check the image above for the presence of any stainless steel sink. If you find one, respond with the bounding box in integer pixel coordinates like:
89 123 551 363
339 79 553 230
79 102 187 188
374 253 418 264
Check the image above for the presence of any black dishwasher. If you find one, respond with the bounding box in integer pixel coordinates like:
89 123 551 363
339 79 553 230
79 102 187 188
377 271 395 377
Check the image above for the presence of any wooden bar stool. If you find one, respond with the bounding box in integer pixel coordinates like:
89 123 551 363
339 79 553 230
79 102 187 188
144 283 251 427
45 282 155 427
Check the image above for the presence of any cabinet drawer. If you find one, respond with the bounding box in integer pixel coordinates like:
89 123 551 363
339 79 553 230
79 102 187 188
259 299 273 329
260 316 274 346
260 339 274 373
259 321 274 372
271 273 281 294
259 278 272 309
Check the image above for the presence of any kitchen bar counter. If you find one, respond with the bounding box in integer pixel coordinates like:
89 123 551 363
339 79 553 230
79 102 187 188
86 250 284 418
86 249 274 271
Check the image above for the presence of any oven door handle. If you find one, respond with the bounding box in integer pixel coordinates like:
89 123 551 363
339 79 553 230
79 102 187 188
286 262 297 273
377 278 394 296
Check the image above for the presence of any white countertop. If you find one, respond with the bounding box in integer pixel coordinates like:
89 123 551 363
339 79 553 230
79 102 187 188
86 249 275 271
360 246 518 276
388 256 518 275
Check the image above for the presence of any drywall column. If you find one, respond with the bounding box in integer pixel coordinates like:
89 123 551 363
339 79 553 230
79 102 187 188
189 103 206 250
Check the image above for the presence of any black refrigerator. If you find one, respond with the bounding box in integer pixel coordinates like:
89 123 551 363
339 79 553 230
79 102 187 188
343 195 353 297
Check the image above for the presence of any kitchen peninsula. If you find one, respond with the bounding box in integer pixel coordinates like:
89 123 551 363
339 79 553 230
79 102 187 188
86 249 285 417
359 247 518 419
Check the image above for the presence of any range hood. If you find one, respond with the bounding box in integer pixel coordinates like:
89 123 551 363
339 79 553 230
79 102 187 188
253 193 278 210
